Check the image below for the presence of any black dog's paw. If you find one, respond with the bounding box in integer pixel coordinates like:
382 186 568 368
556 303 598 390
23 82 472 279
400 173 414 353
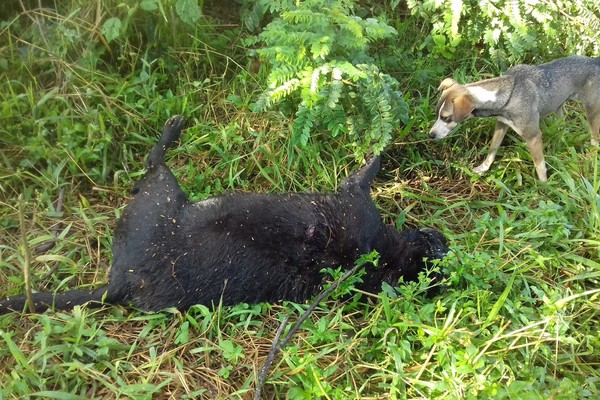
166 115 184 129
162 115 185 145
146 116 186 169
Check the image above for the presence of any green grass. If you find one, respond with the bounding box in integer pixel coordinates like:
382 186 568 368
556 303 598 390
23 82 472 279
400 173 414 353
1 2 599 399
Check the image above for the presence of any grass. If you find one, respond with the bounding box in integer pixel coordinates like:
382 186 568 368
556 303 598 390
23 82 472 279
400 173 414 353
1 1 599 399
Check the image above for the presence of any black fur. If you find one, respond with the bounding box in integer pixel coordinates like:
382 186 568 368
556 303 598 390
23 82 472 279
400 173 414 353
0 116 448 314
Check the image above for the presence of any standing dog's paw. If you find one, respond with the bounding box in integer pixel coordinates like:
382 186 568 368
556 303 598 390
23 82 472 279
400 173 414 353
472 163 490 175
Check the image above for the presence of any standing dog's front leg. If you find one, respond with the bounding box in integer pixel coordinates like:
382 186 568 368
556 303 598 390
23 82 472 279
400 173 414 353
524 131 547 182
473 121 508 175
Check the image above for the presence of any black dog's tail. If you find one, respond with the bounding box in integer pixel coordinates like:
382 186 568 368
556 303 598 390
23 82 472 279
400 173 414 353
0 286 115 315
146 115 185 169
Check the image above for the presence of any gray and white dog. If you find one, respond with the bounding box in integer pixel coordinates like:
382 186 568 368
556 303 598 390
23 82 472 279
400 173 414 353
429 56 600 182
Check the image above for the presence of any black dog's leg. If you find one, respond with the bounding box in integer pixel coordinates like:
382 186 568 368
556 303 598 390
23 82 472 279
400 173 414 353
0 287 112 314
338 156 381 192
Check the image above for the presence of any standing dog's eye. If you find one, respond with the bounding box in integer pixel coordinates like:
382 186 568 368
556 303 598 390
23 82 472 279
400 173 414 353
441 115 451 123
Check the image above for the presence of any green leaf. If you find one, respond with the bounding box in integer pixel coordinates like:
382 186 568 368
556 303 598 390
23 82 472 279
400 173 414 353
101 17 121 43
140 0 159 12
176 0 202 27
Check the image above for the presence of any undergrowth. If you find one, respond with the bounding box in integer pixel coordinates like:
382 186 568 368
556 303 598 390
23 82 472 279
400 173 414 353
1 1 599 399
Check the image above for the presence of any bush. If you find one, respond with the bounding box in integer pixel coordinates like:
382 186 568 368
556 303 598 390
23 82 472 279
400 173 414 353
403 0 600 65
243 0 409 156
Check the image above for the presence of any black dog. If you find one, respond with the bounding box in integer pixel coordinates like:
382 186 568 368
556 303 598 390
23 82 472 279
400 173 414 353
0 116 448 314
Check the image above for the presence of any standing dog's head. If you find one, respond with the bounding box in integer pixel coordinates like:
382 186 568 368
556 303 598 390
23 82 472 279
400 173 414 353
429 78 475 140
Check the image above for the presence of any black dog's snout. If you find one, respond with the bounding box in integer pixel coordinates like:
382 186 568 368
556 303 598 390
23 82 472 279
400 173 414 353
419 228 449 260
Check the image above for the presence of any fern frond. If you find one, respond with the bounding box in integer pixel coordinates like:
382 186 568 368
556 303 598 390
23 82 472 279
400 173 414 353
362 17 398 40
310 37 332 59
282 9 328 25
270 78 301 101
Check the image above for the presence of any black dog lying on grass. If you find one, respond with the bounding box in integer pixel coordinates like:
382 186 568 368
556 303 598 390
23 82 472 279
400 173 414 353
0 116 448 314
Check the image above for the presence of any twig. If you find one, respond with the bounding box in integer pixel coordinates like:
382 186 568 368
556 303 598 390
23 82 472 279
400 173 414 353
35 188 65 254
18 194 36 313
253 315 288 400
253 259 368 400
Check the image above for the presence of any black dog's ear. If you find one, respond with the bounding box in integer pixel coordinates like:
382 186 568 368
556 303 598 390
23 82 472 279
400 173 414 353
146 115 185 169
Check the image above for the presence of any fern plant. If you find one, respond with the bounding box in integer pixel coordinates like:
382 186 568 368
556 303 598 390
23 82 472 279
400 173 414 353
244 0 408 155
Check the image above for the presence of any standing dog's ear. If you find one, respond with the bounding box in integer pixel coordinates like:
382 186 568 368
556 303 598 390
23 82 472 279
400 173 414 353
452 94 475 122
438 78 458 92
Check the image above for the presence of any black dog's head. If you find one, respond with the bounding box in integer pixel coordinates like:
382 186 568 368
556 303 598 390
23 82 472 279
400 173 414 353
395 228 447 283
357 227 448 296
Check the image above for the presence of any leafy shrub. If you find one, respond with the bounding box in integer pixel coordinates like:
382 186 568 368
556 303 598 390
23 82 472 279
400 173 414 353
243 0 409 156
403 0 600 64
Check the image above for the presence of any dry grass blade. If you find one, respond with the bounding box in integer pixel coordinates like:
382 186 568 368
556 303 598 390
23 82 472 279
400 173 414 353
18 194 35 313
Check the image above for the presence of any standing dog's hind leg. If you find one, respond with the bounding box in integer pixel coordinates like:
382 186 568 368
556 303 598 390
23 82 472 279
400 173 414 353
580 83 600 147
473 121 509 175
583 103 600 147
